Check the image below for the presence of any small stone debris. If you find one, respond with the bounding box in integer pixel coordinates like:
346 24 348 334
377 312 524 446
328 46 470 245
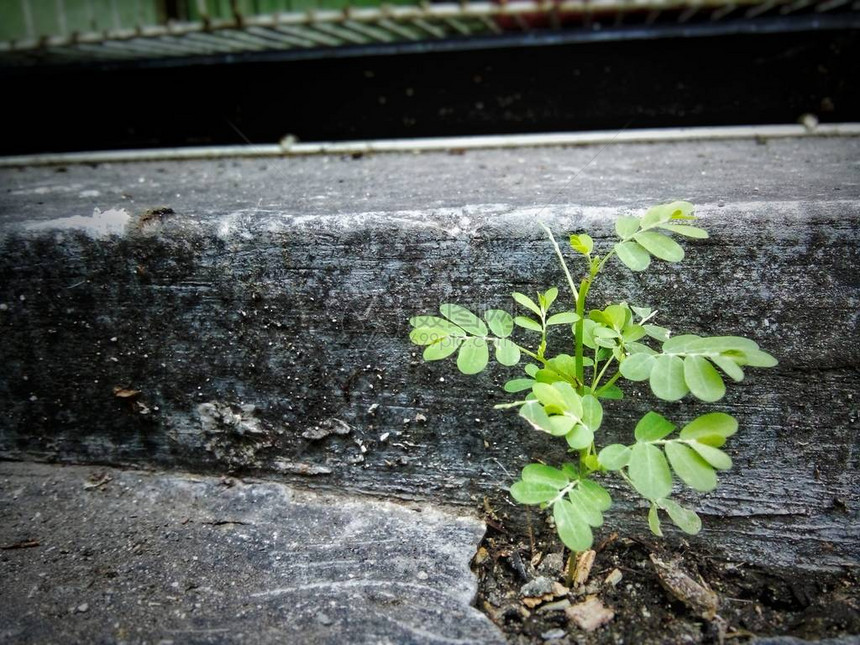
541 628 567 641
520 576 555 598
537 552 564 577
473 546 489 566
565 596 615 632
537 599 571 614
604 568 623 587
650 554 719 620
302 418 351 441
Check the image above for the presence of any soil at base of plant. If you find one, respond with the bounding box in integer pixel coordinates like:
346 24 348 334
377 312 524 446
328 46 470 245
473 523 859 644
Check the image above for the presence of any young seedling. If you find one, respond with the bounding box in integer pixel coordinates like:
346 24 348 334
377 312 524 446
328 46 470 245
408 201 777 557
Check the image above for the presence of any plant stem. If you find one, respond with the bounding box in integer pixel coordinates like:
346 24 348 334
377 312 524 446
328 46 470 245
574 278 591 391
540 223 579 302
594 371 621 397
592 356 616 392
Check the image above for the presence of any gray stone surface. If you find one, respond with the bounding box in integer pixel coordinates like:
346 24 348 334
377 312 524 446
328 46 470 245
0 461 502 644
0 137 858 571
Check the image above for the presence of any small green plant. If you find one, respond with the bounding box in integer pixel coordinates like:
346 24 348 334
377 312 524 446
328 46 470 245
408 201 777 553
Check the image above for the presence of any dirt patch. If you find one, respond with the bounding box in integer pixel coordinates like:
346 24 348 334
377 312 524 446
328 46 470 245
474 523 859 643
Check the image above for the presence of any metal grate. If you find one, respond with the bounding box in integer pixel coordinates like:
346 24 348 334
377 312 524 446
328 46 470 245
1 1 858 66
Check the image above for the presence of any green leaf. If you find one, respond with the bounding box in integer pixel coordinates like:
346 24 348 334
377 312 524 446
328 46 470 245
409 315 467 333
614 241 651 271
598 444 631 471
711 354 745 382
662 334 703 354
683 355 726 402
570 233 594 255
641 202 682 229
578 480 612 512
689 336 759 353
635 411 676 442
615 216 640 239
657 498 702 535
514 316 543 332
546 311 580 326
737 348 778 368
628 443 673 500
631 305 652 319
658 224 709 239
568 488 603 527
510 481 559 505
520 400 564 435
580 395 603 432
689 441 733 470
512 292 542 317
622 325 646 343
650 354 689 401
409 327 454 346
620 353 656 381
552 416 577 436
554 499 593 552
456 337 489 374
504 378 534 393
532 382 570 412
633 232 685 262
524 363 540 377
485 309 514 338
679 412 738 447
595 384 624 400
643 324 670 342
555 382 584 417
495 338 521 366
665 442 717 492
440 304 488 336
522 463 569 488
566 424 594 450
423 337 463 361
543 287 559 311
648 503 664 537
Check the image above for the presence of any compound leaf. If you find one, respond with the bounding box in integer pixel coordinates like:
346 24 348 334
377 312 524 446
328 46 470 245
578 479 613 512
569 488 603 527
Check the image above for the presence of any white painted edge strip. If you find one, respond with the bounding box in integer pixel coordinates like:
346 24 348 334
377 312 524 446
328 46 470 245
2 123 858 168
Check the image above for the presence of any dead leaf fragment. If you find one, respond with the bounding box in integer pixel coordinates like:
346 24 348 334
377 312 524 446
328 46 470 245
650 554 719 620
572 549 596 586
113 387 141 398
565 595 615 631
474 547 489 566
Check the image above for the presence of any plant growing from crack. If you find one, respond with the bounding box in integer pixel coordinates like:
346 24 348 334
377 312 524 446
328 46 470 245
408 201 777 562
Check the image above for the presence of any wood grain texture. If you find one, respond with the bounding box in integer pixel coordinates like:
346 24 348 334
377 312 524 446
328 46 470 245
0 139 857 570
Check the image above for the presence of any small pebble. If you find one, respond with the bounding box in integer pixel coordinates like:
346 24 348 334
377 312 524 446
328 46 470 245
541 628 566 640
77 603 89 613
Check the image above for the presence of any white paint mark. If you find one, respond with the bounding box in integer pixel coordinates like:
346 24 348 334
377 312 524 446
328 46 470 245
25 207 130 238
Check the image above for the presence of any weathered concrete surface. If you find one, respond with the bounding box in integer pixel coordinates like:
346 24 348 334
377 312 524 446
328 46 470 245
0 138 858 571
0 461 502 644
